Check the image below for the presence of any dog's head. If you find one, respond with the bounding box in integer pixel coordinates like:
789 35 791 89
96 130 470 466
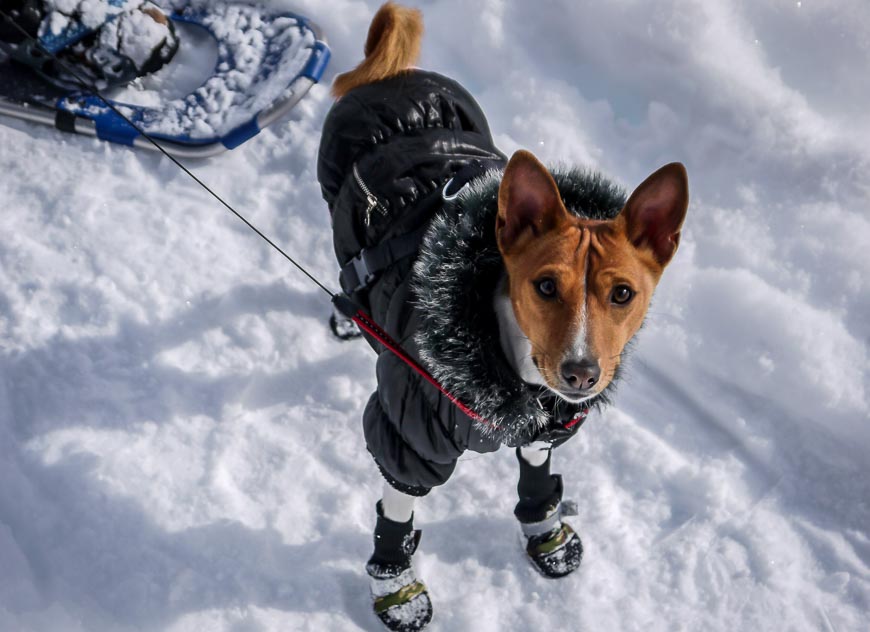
496 150 688 403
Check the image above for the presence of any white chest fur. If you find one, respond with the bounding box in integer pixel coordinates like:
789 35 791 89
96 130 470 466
493 275 548 387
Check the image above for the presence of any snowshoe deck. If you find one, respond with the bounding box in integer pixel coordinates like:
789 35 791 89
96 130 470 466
0 2 330 157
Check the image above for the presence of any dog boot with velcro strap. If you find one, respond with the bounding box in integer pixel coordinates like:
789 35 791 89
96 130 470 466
520 499 583 578
515 448 583 578
366 501 433 632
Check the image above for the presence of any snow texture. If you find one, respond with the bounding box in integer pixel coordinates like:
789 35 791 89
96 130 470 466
133 2 316 138
98 3 173 70
1 1 869 631
40 1 141 35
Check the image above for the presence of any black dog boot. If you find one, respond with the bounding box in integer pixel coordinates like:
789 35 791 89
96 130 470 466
366 501 433 632
515 448 583 578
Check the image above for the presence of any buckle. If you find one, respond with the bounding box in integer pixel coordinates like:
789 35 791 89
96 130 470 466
352 253 373 289
340 250 375 294
442 177 462 201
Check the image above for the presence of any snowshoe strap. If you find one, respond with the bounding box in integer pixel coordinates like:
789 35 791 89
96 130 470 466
0 4 48 71
0 35 51 72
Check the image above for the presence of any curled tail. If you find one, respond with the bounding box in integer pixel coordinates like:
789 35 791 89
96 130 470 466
331 2 423 98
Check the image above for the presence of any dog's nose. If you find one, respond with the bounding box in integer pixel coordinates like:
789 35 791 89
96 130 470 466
561 359 601 391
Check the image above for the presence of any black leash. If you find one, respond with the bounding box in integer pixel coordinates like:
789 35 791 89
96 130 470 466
0 7 490 422
0 6 336 300
0 8 538 431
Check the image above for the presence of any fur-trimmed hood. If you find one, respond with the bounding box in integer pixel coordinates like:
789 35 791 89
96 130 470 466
412 166 628 444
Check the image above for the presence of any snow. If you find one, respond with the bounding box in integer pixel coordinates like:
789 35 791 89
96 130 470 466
41 1 138 34
109 19 219 107
98 3 174 70
1 0 868 631
129 3 317 139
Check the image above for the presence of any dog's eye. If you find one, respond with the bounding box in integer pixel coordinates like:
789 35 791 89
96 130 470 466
535 278 558 299
611 285 634 305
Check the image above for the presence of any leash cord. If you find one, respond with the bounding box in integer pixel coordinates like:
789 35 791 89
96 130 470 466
0 9 564 433
0 7 336 299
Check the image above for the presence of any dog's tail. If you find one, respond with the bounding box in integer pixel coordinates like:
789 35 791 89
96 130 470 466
331 2 423 98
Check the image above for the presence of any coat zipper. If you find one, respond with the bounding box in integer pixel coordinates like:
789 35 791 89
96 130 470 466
353 163 388 226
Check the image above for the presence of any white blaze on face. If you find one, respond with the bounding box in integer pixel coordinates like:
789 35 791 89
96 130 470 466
564 290 589 366
565 229 592 369
494 272 597 403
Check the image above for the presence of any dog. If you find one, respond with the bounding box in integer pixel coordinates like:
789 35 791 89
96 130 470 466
317 3 688 630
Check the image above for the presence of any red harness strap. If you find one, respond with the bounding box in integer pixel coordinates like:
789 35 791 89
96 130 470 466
564 411 587 429
349 307 487 424
332 294 587 433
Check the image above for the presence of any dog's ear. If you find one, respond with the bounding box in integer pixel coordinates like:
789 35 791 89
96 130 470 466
497 150 571 253
620 162 689 266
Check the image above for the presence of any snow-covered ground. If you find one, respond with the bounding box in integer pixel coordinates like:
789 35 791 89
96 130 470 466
1 0 868 630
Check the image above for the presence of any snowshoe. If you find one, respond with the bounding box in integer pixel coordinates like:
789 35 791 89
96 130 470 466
366 501 433 632
0 0 330 157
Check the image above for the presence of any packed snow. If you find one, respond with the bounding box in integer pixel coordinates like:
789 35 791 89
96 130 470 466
40 1 143 37
126 2 318 138
1 1 868 631
96 2 174 71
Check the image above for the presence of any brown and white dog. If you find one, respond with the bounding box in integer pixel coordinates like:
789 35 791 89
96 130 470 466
493 150 688 403
326 3 688 628
334 3 689 409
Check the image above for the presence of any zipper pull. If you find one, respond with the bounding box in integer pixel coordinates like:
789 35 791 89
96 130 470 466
354 163 387 227
364 194 378 226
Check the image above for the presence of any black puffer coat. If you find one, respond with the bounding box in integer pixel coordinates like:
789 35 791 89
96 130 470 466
317 71 617 495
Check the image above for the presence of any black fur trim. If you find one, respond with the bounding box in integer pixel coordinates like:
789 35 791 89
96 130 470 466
412 166 627 444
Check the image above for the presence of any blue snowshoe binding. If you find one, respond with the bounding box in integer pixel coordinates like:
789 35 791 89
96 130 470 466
0 0 179 90
0 0 330 156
